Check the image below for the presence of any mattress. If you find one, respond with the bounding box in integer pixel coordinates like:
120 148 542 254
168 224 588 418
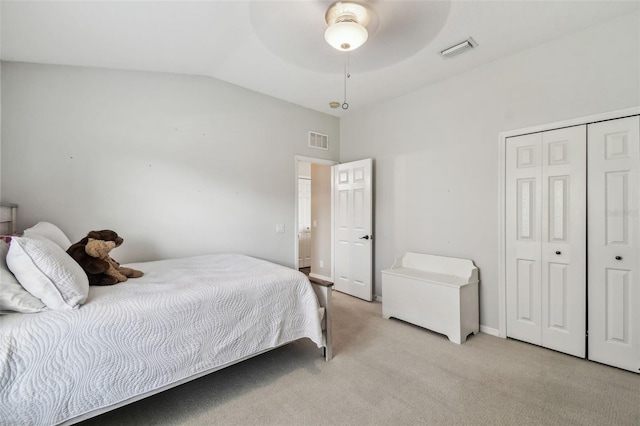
0 253 323 425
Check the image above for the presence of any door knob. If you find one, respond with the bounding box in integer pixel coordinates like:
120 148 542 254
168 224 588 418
615 256 622 261
555 251 561 255
359 235 370 240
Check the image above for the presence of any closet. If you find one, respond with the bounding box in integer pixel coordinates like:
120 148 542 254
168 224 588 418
505 114 639 373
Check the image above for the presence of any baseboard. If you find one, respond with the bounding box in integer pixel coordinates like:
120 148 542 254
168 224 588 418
374 295 382 302
480 325 500 337
309 272 332 283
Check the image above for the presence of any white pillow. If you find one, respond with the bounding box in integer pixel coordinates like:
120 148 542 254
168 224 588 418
23 222 73 250
0 241 47 314
6 237 89 310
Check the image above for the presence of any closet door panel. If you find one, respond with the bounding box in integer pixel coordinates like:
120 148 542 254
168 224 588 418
506 127 586 357
588 116 640 373
541 126 586 357
506 133 543 344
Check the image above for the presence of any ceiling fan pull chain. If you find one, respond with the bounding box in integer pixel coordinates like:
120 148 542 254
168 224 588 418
342 56 350 110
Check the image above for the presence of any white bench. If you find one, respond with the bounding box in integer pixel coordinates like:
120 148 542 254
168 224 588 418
382 252 479 344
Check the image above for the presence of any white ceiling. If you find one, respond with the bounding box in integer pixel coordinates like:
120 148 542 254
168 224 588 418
1 1 638 116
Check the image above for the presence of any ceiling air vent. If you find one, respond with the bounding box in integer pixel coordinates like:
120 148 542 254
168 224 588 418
440 37 477 58
309 131 329 150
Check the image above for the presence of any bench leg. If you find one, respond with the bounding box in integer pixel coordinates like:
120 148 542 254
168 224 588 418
448 336 462 344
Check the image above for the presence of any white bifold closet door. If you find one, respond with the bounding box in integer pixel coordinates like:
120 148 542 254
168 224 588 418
588 116 640 373
506 126 587 358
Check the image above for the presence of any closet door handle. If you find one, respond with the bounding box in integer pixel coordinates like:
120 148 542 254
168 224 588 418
555 251 561 255
615 256 622 261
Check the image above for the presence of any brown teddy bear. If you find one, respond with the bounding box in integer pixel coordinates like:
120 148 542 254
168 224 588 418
67 230 143 286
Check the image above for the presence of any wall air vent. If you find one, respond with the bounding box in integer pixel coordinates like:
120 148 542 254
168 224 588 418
309 131 329 150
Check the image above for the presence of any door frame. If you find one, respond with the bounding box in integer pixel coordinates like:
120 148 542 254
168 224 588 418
294 155 338 282
497 106 640 338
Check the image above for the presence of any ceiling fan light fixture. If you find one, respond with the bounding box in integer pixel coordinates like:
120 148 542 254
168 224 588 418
324 21 368 51
324 2 370 52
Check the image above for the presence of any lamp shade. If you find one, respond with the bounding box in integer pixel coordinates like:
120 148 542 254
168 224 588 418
324 21 368 52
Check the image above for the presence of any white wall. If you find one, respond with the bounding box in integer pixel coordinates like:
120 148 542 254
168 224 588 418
1 62 339 267
0 61 2 203
339 12 640 330
0 3 2 203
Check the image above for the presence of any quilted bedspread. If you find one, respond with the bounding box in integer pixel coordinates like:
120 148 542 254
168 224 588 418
0 254 323 425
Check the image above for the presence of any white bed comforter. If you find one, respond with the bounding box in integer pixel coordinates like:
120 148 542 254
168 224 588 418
0 254 323 425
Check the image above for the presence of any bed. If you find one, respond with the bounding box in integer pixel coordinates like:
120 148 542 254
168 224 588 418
0 216 332 425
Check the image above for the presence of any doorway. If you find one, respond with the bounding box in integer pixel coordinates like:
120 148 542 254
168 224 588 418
294 156 337 283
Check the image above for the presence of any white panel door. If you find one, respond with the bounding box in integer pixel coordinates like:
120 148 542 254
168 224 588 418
588 115 640 373
540 126 586 357
298 178 311 268
333 159 373 301
506 127 586 357
506 133 543 345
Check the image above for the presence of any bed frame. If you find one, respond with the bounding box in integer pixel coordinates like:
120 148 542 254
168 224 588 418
311 279 333 360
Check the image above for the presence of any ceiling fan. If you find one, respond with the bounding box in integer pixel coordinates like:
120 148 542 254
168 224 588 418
249 1 453 110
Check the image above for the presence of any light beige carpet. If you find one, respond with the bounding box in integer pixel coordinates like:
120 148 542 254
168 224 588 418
82 291 640 426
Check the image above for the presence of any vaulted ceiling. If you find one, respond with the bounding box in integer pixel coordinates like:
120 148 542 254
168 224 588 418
1 1 638 116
